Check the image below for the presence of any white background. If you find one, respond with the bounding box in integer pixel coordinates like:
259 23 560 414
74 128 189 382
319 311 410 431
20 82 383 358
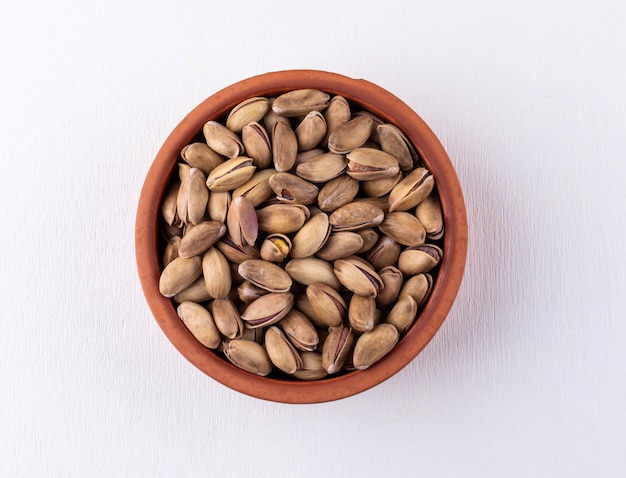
1 0 625 476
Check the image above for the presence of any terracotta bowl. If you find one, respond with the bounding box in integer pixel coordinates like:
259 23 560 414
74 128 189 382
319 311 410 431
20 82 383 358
135 70 467 403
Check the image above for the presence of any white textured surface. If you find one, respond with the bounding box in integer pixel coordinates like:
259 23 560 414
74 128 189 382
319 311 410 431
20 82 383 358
2 0 625 476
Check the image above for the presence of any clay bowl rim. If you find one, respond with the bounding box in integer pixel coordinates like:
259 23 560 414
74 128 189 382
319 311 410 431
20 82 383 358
135 69 468 404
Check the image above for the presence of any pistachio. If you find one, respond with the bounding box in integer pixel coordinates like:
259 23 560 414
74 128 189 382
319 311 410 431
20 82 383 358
223 339 272 376
241 122 272 169
353 111 384 143
388 167 435 212
365 235 401 271
279 310 319 352
256 203 309 234
353 196 390 213
329 202 384 231
206 156 257 192
260 233 292 263
398 273 433 307
272 121 298 172
216 235 260 264
285 258 341 289
226 96 270 133
398 244 443 275
241 292 294 329
295 152 347 183
202 247 232 299
295 148 325 167
272 89 330 117
352 324 399 370
377 123 415 171
268 172 319 205
415 193 444 240
173 276 212 303
265 326 303 374
316 174 359 212
361 172 403 198
378 212 426 247
322 325 354 374
376 266 404 308
181 142 224 175
177 301 221 349
385 296 418 335
161 180 180 227
238 259 292 293
290 213 331 258
348 294 377 333
306 283 348 328
346 148 400 181
231 168 276 207
327 115 373 154
203 120 245 158
211 298 244 339
159 255 203 298
226 196 258 247
177 166 209 225
294 294 325 329
177 221 226 259
295 111 327 151
334 258 383 297
355 228 379 253
292 351 328 380
323 95 351 144
315 232 364 261
163 235 181 267
207 190 230 223
237 280 269 304
263 98 290 138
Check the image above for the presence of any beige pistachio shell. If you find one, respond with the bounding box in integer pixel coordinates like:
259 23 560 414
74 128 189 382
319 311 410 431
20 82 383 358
334 258 383 297
177 301 221 349
237 280 270 304
316 174 359 212
306 283 348 328
178 221 226 259
378 212 426 247
323 95 351 144
205 156 257 192
315 232 364 261
272 89 330 117
215 236 260 264
279 310 319 352
327 115 373 154
263 98 290 138
398 245 443 275
161 181 180 227
241 122 272 169
211 298 244 339
348 294 377 333
290 213 331 259
231 168 276 207
329 202 384 231
259 233 292 263
240 292 294 329
177 166 209 225
365 235 401 271
207 190 230 223
226 196 258 247
353 196 390 213
268 172 319 205
226 96 270 133
203 120 244 158
285 258 341 289
388 167 435 212
272 121 298 172
322 325 354 374
377 123 415 171
292 351 328 380
256 203 309 234
346 148 400 181
415 193 444 240
353 111 384 143
398 273 433 307
202 247 232 299
159 255 203 298
294 294 324 328
385 296 418 335
223 339 272 376
355 228 379 253
375 266 404 308
361 172 403 198
352 324 399 370
295 152 347 183
238 259 293 293
265 326 303 374
295 110 327 151
173 277 211 303
181 142 224 175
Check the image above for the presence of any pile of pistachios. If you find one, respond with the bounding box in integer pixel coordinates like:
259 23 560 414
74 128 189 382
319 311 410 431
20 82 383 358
158 89 444 380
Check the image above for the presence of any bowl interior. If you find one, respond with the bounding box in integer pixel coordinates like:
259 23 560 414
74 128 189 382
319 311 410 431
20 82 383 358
135 70 468 403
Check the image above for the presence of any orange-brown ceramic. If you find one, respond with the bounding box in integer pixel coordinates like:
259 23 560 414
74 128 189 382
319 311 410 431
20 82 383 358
135 70 468 403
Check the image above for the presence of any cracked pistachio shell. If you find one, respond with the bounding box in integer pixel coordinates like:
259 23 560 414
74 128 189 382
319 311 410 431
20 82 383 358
272 121 298 172
260 233 292 263
346 148 400 181
353 111 384 143
334 258 383 298
388 167 435 212
290 213 331 259
398 273 433 307
161 180 180 227
272 89 330 117
385 296 418 335
328 115 373 154
216 235 260 264
365 235 401 271
377 123 415 171
202 247 231 299
226 96 270 133
292 351 328 381
241 122 272 169
231 168 276 207
323 95 351 144
177 301 221 349
398 244 443 275
241 292 294 329
181 142 224 175
317 174 359 212
415 193 444 240
269 172 319 205
174 276 212 303
226 196 258 247
295 152 347 183
285 258 341 289
315 232 364 261
238 259 292 293
322 325 354 374
295 111 327 151
256 203 309 234
159 255 203 298
306 283 347 328
349 294 377 333
375 266 403 308
177 165 209 225
329 202 384 232
361 171 403 198
237 280 269 304
205 157 257 192
279 310 319 352
203 120 244 158
265 326 303 374
178 221 226 259
207 190 230 223
352 324 399 370
378 212 426 247
223 339 272 376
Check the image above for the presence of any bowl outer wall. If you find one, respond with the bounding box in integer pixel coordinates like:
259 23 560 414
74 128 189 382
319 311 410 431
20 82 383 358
135 70 468 403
